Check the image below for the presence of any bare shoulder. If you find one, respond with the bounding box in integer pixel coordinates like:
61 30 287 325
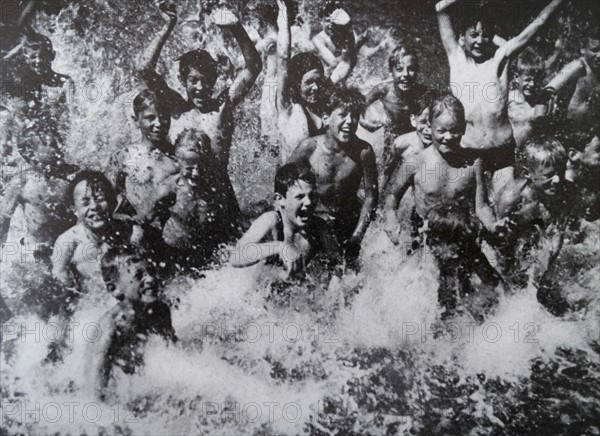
290 136 319 161
394 131 417 153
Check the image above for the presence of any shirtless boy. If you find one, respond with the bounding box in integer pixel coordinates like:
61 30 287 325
384 95 493 245
380 91 435 192
290 85 378 261
86 247 176 400
360 47 428 141
436 0 564 173
232 163 340 277
107 89 178 261
52 171 135 296
162 129 236 271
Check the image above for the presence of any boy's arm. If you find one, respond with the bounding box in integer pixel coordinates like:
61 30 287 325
381 134 411 189
0 177 22 247
383 158 416 242
288 138 316 164
275 0 292 111
351 145 379 243
436 0 460 57
474 159 497 231
313 33 340 68
84 308 118 400
220 14 263 106
545 58 586 93
51 232 76 287
359 83 387 132
497 0 564 60
231 212 283 267
470 241 504 287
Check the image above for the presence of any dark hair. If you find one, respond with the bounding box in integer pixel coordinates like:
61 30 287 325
319 0 342 18
519 133 568 174
288 52 325 103
429 94 465 126
408 90 436 117
322 85 365 116
23 32 54 59
584 24 600 42
174 128 212 156
133 89 170 117
68 170 117 212
274 163 316 196
388 46 419 71
455 3 496 37
515 48 544 79
178 49 219 83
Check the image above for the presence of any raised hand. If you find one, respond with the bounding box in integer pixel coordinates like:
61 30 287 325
156 0 177 24
210 5 239 27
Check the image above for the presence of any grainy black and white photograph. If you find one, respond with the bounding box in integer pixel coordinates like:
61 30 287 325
0 0 598 434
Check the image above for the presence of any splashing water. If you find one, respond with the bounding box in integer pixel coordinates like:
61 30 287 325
1 1 599 435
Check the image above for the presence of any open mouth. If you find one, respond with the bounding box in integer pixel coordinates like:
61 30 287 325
297 208 311 222
86 212 107 225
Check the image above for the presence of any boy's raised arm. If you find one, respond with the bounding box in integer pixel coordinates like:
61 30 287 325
498 0 564 60
351 145 379 243
217 11 262 107
0 177 22 247
275 0 292 111
436 0 460 57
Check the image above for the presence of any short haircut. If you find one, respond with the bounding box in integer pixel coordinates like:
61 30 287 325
100 246 150 289
515 48 544 79
68 170 117 212
388 46 419 71
174 128 212 157
408 90 436 117
584 24 600 42
455 3 496 36
133 88 170 117
322 85 366 116
178 49 218 83
319 0 342 18
429 94 465 126
519 134 568 173
288 52 325 103
274 163 316 196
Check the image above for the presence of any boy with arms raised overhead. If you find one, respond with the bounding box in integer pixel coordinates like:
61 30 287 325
436 0 564 173
289 86 378 263
231 163 340 278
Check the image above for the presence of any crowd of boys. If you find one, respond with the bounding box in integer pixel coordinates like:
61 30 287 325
1 0 598 398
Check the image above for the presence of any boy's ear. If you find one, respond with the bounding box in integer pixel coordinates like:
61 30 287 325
131 114 138 123
410 114 417 128
568 148 579 162
274 192 284 207
322 113 330 126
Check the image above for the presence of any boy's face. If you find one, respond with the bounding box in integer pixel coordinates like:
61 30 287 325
299 69 323 106
324 107 359 143
73 180 111 230
135 105 170 143
431 111 464 157
462 22 493 62
516 71 540 99
177 148 203 185
105 255 157 304
391 55 419 91
526 161 563 197
411 107 432 146
276 180 317 229
22 45 53 76
582 37 600 72
183 67 216 109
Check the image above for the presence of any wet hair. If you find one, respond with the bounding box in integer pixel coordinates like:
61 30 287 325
132 89 170 118
515 48 544 79
388 46 419 71
429 94 465 126
519 133 568 174
322 85 366 116
288 52 325 103
408 90 436 117
274 163 316 196
68 170 117 212
319 0 342 19
174 128 212 157
584 24 600 43
455 2 496 37
178 49 219 83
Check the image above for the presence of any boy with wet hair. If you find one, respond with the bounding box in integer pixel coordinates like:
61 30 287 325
384 95 495 246
290 85 378 263
380 90 436 192
162 128 237 272
312 0 359 84
360 46 428 139
232 163 340 277
52 170 136 296
87 247 177 400
436 0 564 175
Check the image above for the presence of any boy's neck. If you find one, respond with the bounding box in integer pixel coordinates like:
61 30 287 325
323 134 347 153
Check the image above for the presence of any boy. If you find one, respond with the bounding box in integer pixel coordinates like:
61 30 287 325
312 1 358 84
567 132 600 222
1 132 78 262
436 0 564 173
360 47 428 140
231 163 340 277
52 171 136 296
380 91 435 192
289 86 378 261
86 247 177 400
136 0 261 170
384 95 493 246
107 89 179 262
162 129 237 271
